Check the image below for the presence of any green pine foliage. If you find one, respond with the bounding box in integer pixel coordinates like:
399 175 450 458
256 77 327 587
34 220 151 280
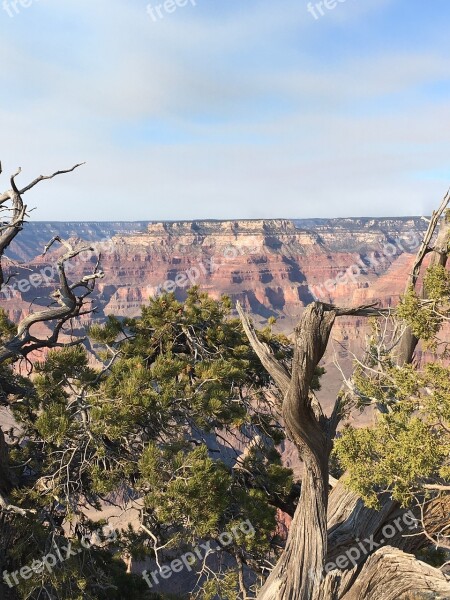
397 286 442 346
335 263 450 512
199 570 239 600
397 265 450 349
5 288 294 598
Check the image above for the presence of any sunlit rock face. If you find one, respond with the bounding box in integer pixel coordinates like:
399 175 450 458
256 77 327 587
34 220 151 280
2 216 426 325
0 216 434 458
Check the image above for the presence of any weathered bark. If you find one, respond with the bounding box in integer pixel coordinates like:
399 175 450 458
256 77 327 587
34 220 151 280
258 465 329 600
339 547 450 600
326 482 425 562
238 302 398 600
421 494 450 549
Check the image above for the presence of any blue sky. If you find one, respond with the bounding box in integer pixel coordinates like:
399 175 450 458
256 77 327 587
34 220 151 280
1 0 450 221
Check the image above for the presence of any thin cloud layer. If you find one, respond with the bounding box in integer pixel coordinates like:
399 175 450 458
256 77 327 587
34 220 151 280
0 0 449 220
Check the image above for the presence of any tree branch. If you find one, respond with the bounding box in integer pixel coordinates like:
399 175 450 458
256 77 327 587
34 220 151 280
19 162 85 194
0 237 103 363
236 301 291 394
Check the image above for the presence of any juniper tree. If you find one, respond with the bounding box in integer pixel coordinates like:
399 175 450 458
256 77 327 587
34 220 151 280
0 160 296 599
236 196 450 600
3 284 296 598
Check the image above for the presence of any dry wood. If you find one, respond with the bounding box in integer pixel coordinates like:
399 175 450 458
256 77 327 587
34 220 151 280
238 212 450 599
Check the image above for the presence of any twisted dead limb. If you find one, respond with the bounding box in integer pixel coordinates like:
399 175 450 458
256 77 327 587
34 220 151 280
0 236 104 362
0 162 84 288
0 163 106 364
0 162 104 514
0 163 103 521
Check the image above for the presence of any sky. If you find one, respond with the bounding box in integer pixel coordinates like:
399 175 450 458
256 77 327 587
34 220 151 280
1 0 450 221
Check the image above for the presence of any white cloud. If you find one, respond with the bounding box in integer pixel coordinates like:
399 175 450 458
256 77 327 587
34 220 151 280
0 0 449 221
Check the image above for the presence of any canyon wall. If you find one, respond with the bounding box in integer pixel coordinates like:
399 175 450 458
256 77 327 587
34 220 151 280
1 217 428 417
3 216 426 322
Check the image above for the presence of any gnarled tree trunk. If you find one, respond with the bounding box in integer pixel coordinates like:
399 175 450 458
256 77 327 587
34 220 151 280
238 197 450 599
258 461 329 600
238 302 436 600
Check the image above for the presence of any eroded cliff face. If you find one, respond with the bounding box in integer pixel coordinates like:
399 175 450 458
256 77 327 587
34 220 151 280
113 219 425 339
1 217 427 408
1 216 427 334
1 217 426 359
94 219 318 319
6 217 419 318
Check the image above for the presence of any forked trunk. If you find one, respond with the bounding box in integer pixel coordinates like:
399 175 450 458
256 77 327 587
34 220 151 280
238 298 450 600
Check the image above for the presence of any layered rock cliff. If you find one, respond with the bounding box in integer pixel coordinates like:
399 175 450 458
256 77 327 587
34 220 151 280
1 217 428 408
2 216 427 333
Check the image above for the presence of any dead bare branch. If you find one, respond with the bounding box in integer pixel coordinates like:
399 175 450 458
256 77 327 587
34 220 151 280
236 301 291 394
19 162 85 194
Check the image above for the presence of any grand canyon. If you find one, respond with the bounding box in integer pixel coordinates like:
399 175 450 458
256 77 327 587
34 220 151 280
3 216 427 324
1 216 428 420
3 4 450 598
